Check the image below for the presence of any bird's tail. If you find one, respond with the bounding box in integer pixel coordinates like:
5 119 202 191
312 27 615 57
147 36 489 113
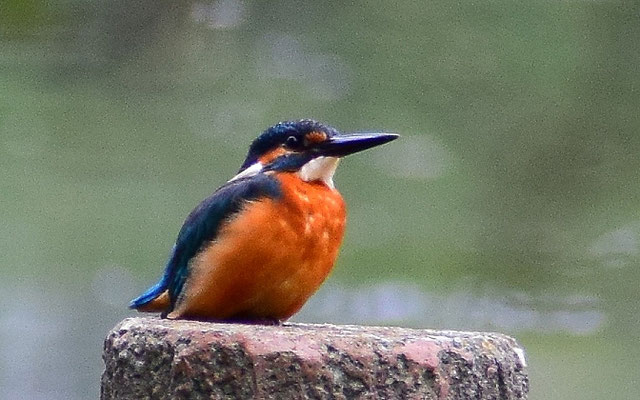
129 280 170 312
130 244 178 312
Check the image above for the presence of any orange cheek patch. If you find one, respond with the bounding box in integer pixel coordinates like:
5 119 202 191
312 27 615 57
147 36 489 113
258 147 288 164
305 131 327 144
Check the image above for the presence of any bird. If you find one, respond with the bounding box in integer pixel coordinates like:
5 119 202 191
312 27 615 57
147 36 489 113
130 119 398 322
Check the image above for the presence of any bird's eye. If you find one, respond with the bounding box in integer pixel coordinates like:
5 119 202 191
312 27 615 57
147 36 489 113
285 135 300 148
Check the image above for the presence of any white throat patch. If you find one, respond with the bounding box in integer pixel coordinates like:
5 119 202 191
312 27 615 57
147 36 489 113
298 157 340 188
228 162 263 182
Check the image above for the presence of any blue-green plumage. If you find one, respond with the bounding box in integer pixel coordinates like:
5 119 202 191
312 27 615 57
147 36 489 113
130 120 335 313
239 120 338 171
130 119 398 319
129 173 282 311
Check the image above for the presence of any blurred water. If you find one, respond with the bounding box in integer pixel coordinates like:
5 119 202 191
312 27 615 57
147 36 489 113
1 1 640 399
0 279 607 399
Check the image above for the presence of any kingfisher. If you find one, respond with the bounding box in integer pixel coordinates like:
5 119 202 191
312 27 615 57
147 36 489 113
130 119 398 321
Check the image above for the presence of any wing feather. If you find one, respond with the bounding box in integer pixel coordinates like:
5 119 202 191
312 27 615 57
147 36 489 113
130 173 282 311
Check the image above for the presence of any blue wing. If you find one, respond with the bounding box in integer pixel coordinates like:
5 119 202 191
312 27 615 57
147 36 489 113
129 173 282 311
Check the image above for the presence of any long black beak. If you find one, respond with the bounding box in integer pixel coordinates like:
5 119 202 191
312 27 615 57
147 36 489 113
315 132 399 157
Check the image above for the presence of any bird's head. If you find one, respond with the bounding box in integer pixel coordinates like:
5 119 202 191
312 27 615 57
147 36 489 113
233 120 398 187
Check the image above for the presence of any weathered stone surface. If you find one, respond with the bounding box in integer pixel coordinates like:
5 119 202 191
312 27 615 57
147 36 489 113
101 317 528 400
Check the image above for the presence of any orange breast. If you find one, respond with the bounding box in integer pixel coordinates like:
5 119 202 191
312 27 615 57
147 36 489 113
168 173 346 320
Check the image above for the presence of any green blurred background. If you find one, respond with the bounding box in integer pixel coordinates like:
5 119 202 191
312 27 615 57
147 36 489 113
1 0 639 398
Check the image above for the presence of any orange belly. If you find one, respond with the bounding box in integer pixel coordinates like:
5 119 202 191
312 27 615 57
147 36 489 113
168 173 346 320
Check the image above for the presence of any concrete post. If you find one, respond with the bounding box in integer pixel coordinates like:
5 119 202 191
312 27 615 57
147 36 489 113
101 317 528 399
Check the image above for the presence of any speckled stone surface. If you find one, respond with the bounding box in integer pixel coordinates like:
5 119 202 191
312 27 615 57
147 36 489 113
101 317 528 399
